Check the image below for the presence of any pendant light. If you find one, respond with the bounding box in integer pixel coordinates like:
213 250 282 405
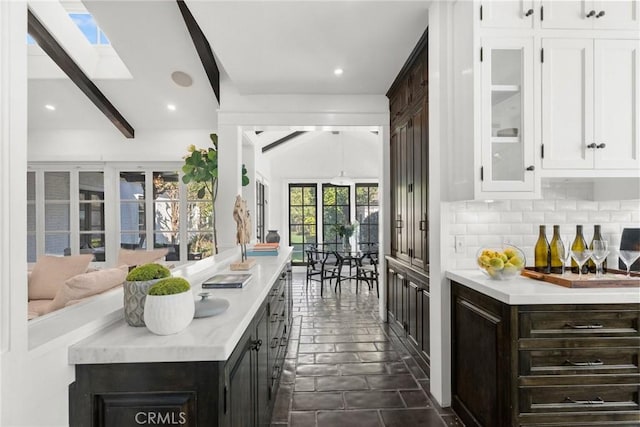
329 132 354 186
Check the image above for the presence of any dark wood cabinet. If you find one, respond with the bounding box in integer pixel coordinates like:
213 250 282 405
452 281 640 426
70 266 293 427
388 28 429 272
386 257 430 372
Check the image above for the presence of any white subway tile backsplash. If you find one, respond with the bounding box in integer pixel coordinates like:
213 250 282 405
446 181 639 268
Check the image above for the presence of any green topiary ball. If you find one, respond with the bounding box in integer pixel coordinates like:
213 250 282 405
148 277 191 296
126 263 171 282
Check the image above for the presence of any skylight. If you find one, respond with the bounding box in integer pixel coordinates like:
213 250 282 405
69 13 110 46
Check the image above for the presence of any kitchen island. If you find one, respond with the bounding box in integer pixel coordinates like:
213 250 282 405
69 248 293 427
447 270 640 427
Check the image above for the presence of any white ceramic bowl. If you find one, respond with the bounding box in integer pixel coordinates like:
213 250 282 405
476 245 526 280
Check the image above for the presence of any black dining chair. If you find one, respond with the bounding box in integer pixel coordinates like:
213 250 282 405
305 247 340 297
354 250 379 297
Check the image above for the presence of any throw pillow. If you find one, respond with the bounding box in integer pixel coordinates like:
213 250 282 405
117 248 169 268
28 254 94 300
49 265 128 312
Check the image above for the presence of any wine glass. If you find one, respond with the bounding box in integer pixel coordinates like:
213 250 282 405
590 240 609 279
571 249 592 279
619 250 640 278
557 236 572 276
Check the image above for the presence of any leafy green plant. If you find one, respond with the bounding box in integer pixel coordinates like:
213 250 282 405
126 264 171 282
148 277 191 296
333 223 355 238
182 133 249 253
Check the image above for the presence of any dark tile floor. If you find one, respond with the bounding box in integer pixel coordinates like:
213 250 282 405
271 273 464 427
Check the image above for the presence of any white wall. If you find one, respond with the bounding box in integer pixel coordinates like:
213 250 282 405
264 131 381 236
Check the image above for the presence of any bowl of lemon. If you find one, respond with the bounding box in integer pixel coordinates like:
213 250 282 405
476 246 526 280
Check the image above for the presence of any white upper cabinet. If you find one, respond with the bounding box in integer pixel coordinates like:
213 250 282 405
542 38 640 170
481 1 535 28
541 0 640 30
481 38 535 192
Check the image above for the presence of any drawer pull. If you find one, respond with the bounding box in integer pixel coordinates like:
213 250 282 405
280 337 288 347
564 359 603 367
270 337 279 348
271 314 279 323
564 322 603 330
564 396 605 405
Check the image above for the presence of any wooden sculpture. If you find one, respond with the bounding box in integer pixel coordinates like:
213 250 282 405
230 195 255 270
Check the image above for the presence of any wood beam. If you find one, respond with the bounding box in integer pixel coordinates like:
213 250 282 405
27 9 135 138
262 131 307 153
177 0 220 104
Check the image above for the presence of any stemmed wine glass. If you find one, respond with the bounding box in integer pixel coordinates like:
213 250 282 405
571 249 592 279
619 250 640 278
557 236 572 276
590 240 609 279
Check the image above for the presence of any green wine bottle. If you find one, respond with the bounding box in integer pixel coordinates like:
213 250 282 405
571 225 588 274
549 225 563 274
534 225 551 273
588 224 607 273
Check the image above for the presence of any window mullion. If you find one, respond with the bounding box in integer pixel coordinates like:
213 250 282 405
145 170 154 251
179 177 188 262
70 171 80 256
35 170 45 259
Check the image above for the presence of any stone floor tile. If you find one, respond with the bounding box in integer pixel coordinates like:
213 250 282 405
317 410 382 427
314 335 355 343
295 377 315 392
359 351 400 362
380 409 445 427
316 375 369 391
335 342 377 352
374 342 397 351
366 374 419 390
299 343 336 353
292 392 345 410
297 354 315 364
400 390 431 408
296 364 339 376
315 352 360 364
344 390 405 409
385 361 410 374
339 362 388 375
290 411 317 427
271 384 292 422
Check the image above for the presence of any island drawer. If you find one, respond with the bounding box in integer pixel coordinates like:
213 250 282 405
519 309 640 339
518 384 640 414
520 347 640 376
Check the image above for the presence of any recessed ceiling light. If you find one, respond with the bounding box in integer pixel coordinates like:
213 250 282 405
334 68 343 76
167 104 176 111
45 104 56 111
171 71 193 87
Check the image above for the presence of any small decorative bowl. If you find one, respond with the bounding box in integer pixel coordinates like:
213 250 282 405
476 245 526 280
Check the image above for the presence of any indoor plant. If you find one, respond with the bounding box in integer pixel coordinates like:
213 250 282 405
123 263 171 327
334 223 355 252
182 133 250 254
143 277 195 335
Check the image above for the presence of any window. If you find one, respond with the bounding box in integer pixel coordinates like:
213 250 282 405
68 13 110 45
256 181 265 243
289 184 317 263
355 184 379 249
27 169 105 262
153 172 180 260
322 184 350 252
119 172 147 250
186 179 213 260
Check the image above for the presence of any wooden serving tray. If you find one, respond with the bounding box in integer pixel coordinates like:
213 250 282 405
522 267 640 288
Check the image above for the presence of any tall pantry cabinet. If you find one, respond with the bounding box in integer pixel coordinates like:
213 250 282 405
386 29 430 372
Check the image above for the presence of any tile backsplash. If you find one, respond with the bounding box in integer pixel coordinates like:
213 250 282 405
445 182 640 269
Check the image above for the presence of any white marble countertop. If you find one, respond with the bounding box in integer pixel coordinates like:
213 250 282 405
447 270 640 305
69 247 292 365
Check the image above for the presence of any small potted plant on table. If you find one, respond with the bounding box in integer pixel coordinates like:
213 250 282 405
123 263 171 326
144 277 195 336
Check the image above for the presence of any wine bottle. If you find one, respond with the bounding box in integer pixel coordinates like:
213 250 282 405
549 225 563 274
571 225 588 274
534 225 551 273
588 224 607 273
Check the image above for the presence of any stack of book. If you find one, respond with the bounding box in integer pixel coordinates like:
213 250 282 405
246 243 280 257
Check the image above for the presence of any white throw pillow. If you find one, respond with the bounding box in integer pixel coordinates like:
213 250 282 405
49 265 128 312
28 254 94 300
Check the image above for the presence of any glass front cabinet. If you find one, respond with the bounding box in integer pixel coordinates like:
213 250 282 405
480 38 535 193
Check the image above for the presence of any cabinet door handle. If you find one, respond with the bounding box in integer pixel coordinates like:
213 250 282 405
252 339 263 351
596 143 606 149
396 219 403 229
280 337 288 347
419 220 426 231
586 143 597 149
564 396 605 405
525 165 535 171
270 337 279 348
271 313 279 323
564 322 603 329
564 359 603 367
586 10 596 17
420 80 427 87
596 10 605 18
525 8 534 16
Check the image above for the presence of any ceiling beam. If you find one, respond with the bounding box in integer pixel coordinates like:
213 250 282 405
262 131 307 153
177 0 220 104
27 9 135 139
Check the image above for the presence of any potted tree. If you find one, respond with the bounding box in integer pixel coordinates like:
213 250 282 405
182 133 250 254
123 263 171 326
143 277 195 335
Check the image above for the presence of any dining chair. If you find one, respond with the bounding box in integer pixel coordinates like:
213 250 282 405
305 247 340 297
354 250 379 297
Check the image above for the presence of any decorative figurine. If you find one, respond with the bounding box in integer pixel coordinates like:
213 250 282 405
231 195 256 270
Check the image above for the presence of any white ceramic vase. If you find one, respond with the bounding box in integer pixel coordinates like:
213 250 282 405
143 290 195 335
